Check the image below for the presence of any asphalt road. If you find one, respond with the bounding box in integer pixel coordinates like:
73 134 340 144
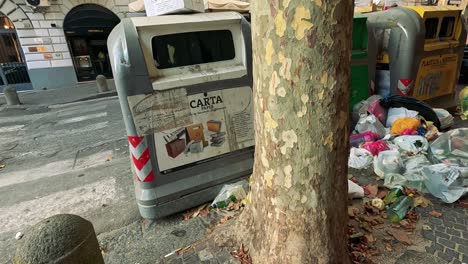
0 98 141 262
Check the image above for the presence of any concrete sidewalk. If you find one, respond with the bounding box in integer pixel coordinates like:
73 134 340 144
0 79 116 107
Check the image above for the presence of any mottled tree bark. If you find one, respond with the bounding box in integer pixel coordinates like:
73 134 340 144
240 0 354 263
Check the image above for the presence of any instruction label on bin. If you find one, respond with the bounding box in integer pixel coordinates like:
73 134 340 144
413 54 459 101
128 86 254 172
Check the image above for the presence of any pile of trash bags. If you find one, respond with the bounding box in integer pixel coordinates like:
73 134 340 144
349 95 467 203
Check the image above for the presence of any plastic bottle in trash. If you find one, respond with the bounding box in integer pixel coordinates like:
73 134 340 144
387 194 414 223
383 186 404 205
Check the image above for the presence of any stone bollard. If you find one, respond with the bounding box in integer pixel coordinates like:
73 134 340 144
13 214 104 264
3 86 21 105
96 75 109 93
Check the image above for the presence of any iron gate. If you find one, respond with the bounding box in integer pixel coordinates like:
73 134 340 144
0 16 32 92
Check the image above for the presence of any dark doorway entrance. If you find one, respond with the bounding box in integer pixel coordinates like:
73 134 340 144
64 4 120 82
0 14 32 92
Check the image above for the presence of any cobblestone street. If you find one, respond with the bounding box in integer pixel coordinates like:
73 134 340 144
419 197 468 264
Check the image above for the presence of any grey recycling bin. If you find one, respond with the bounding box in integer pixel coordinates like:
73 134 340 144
108 12 254 219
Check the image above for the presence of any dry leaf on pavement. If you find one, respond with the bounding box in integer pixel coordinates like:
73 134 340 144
0 164 5 169
387 229 412 245
231 244 252 264
106 156 113 162
413 196 432 208
429 210 442 218
385 242 393 252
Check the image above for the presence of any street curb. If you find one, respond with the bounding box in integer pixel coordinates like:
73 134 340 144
48 94 118 109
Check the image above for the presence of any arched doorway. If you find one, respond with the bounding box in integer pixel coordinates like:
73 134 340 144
64 4 120 82
0 14 31 92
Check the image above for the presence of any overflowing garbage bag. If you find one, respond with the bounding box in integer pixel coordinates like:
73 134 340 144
349 95 467 203
380 95 441 129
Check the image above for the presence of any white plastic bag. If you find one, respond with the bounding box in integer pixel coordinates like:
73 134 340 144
355 114 387 138
386 107 418 127
433 108 454 130
384 173 407 189
212 180 249 208
430 128 468 167
374 150 403 178
422 164 468 203
348 148 373 169
403 155 431 192
348 180 364 199
394 135 429 155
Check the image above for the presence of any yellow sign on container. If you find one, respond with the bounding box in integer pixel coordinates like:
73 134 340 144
413 53 459 101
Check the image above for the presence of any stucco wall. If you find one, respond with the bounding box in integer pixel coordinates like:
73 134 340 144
0 0 138 89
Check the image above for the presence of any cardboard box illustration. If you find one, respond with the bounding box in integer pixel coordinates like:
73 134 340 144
165 139 186 158
207 120 222 132
186 124 208 147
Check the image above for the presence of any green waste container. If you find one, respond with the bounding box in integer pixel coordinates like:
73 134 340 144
350 14 376 111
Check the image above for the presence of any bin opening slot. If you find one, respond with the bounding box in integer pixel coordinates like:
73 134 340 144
425 18 439 40
440 16 455 40
152 30 235 69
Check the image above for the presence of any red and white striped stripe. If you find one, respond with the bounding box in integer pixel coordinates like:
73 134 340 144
128 136 154 182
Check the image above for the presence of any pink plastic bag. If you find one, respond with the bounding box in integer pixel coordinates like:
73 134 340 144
362 140 389 156
368 99 387 124
350 131 381 147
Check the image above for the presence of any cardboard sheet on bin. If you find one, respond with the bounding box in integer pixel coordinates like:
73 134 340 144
129 0 249 12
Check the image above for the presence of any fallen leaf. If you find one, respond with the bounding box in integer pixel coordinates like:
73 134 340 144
364 234 376 243
387 229 412 245
406 210 419 223
429 210 442 218
413 196 432 208
457 200 468 208
364 184 379 197
217 215 233 226
385 242 393 252
231 244 252 264
105 156 113 162
0 164 5 169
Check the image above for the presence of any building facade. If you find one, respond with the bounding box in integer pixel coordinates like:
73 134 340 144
0 0 141 90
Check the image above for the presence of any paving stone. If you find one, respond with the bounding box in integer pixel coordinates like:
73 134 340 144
462 231 468 239
425 245 436 255
436 225 448 232
447 229 462 237
452 223 465 231
451 236 467 245
438 250 455 262
458 245 468 256
423 230 436 241
439 238 456 249
429 218 443 225
462 254 468 264
436 231 451 240
434 243 445 252
445 248 459 261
